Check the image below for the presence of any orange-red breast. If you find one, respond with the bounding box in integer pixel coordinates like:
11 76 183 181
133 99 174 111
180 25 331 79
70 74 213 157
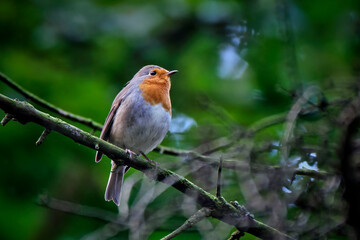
95 65 178 206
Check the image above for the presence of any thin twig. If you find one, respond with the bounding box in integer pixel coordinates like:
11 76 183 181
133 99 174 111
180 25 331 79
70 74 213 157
193 156 332 180
0 72 103 131
157 144 332 179
37 194 125 224
228 230 245 240
36 128 51 146
155 145 222 162
249 98 348 134
161 208 212 240
81 223 126 240
216 157 223 198
281 87 321 162
1 113 13 126
195 135 237 155
155 135 236 160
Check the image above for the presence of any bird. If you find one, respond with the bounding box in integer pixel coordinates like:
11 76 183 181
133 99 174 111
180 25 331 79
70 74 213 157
95 65 178 206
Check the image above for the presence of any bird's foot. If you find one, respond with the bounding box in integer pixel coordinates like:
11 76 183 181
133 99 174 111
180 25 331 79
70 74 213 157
140 151 157 166
125 149 137 159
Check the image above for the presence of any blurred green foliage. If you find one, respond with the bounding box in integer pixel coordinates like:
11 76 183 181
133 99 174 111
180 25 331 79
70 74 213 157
0 0 359 239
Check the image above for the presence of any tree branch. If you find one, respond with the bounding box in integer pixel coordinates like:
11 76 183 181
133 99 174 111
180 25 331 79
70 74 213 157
0 93 293 240
216 157 223 198
248 98 349 134
0 72 103 131
161 207 212 240
228 230 245 240
157 145 332 180
1 113 13 126
338 91 360 237
37 194 125 224
36 128 51 146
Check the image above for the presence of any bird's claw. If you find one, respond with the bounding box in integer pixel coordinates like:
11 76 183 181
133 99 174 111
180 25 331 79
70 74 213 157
140 151 157 165
125 149 137 159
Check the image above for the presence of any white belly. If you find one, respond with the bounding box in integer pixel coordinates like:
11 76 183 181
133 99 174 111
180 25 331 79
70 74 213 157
109 100 171 154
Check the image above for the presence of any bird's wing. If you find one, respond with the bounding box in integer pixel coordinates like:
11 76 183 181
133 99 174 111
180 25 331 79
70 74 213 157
95 82 133 162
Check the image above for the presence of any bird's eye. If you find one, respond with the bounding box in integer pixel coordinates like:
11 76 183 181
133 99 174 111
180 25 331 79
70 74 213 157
150 70 157 76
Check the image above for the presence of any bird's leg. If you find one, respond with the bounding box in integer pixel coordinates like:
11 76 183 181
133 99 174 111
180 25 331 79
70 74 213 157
140 151 156 165
140 151 158 181
140 151 159 171
125 149 137 159
123 149 136 173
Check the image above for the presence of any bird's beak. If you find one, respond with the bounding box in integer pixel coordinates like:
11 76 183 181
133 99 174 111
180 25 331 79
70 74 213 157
166 70 178 76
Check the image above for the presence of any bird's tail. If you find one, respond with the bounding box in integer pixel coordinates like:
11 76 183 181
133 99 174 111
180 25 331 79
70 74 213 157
105 161 126 206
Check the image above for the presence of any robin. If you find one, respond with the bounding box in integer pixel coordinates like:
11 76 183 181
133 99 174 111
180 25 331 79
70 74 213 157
95 65 178 206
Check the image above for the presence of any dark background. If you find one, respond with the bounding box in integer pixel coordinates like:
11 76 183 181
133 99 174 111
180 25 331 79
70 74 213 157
0 0 359 239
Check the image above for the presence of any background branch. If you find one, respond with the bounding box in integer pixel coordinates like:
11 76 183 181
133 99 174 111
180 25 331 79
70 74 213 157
37 194 125 224
156 145 332 179
0 72 103 131
161 208 211 240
